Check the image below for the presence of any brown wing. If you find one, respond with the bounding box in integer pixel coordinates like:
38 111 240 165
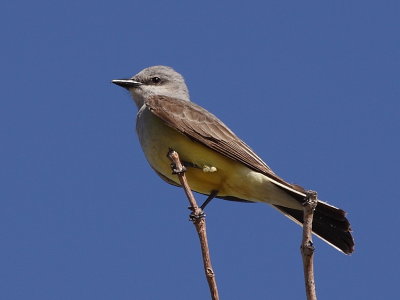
145 96 306 196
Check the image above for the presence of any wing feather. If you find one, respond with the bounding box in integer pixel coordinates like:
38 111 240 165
145 96 306 196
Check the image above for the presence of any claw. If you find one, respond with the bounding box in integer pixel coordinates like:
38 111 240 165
171 163 187 175
190 211 206 221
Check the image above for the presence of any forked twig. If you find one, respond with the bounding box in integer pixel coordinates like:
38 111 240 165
301 190 318 300
167 149 219 300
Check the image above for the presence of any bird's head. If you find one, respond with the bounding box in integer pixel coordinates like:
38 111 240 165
112 65 190 108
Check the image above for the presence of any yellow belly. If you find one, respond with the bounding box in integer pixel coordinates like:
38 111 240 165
135 107 302 209
136 107 240 195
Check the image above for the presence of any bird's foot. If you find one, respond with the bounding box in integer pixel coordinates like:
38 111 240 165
189 208 206 221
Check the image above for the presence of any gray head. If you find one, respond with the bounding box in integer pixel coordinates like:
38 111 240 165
112 66 190 108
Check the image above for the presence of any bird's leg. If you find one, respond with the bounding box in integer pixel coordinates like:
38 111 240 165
181 161 200 169
176 161 218 211
190 190 218 221
200 190 219 210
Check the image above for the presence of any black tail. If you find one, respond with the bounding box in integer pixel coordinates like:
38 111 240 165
274 201 354 254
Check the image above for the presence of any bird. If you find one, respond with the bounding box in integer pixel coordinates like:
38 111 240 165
112 65 354 254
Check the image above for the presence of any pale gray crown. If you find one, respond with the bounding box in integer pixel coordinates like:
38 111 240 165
130 66 190 108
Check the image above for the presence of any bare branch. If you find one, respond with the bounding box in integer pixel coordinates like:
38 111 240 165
301 190 318 300
167 149 219 300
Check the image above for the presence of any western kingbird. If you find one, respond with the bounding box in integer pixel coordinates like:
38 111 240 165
112 65 354 254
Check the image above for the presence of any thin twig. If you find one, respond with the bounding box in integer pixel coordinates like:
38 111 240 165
301 190 318 300
167 149 219 300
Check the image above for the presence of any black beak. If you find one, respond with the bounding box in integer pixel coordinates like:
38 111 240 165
112 79 143 89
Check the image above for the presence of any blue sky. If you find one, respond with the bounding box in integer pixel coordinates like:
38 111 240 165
1 1 399 299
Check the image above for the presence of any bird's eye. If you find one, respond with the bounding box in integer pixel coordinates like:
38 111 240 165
151 77 161 84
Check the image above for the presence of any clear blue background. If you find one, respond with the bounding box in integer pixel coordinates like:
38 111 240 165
1 1 399 299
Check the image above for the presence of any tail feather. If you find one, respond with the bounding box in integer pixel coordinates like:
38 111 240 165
274 201 354 254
